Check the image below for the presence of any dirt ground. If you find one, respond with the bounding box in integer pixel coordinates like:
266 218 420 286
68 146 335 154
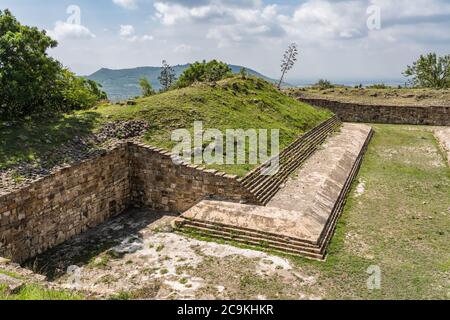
24 209 322 300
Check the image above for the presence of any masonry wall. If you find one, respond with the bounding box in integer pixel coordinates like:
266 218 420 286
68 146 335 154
241 116 342 204
0 116 342 263
129 143 259 213
0 145 131 263
297 98 450 126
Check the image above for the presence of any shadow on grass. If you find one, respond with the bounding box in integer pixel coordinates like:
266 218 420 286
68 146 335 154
0 111 101 169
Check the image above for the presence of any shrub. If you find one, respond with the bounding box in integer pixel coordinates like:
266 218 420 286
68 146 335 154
314 79 334 90
139 77 155 97
176 60 232 88
366 83 389 89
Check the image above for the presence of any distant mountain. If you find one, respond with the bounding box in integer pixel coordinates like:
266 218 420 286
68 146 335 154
86 64 282 101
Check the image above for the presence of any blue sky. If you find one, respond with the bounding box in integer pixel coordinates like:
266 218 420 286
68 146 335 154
1 0 449 83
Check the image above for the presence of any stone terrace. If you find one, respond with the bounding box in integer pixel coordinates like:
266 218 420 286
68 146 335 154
174 123 374 260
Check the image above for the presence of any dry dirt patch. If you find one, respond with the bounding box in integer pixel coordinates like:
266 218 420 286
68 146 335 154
24 209 321 300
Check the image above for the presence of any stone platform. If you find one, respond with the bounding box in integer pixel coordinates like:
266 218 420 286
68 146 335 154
174 124 374 260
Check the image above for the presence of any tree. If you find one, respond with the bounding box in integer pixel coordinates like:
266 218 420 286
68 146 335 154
176 60 232 88
314 79 334 90
0 9 106 120
158 60 177 91
403 53 450 89
139 77 155 97
278 43 299 89
239 67 248 79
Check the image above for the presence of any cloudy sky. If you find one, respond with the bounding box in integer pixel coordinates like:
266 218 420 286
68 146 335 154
1 0 449 83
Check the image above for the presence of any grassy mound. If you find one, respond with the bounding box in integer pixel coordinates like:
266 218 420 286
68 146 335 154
97 76 333 175
1 76 333 176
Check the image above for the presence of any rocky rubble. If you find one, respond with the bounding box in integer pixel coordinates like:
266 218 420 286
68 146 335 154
0 120 150 194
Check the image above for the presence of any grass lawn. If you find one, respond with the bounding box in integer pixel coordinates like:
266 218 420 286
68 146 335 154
0 76 332 176
290 124 450 299
0 268 83 300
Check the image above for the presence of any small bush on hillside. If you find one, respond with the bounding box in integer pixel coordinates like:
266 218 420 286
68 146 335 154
139 77 155 97
366 83 389 89
314 79 334 90
176 60 232 88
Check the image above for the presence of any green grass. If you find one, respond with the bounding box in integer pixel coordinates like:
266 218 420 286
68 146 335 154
0 284 83 300
0 76 332 176
0 269 23 280
0 112 100 170
290 124 450 299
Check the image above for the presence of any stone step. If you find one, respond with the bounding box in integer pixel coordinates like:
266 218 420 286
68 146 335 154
315 129 373 249
176 223 325 260
241 116 340 187
175 218 320 249
244 129 341 203
176 123 374 261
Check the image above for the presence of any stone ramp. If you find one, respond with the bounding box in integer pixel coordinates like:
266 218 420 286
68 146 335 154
434 127 450 166
174 124 374 260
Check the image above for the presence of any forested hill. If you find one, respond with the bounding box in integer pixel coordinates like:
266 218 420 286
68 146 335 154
86 64 282 101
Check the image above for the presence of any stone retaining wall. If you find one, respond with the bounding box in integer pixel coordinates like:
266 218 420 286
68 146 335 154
297 97 450 126
241 116 342 204
0 144 131 263
0 117 340 263
129 143 258 213
0 142 258 263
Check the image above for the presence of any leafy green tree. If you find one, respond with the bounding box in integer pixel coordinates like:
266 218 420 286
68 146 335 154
59 70 108 110
158 60 177 91
314 79 334 90
403 53 450 89
139 77 155 97
0 9 106 120
176 60 232 88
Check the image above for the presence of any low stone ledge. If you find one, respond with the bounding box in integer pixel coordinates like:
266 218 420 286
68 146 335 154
297 97 450 126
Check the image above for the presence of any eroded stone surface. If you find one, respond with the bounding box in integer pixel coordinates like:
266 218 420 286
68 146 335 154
178 124 373 247
23 209 320 300
435 127 450 165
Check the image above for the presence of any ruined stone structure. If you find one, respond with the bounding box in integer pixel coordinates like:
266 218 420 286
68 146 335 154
297 97 450 126
0 145 131 263
175 124 374 260
0 116 342 263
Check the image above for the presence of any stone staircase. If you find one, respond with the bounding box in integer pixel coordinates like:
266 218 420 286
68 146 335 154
174 124 374 260
241 116 341 205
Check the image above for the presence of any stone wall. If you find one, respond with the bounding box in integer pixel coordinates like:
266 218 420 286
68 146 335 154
0 117 342 263
0 144 131 263
297 97 450 126
0 142 258 263
241 116 342 204
129 142 259 213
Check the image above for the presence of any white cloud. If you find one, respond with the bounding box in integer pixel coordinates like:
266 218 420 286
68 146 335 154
174 44 193 53
48 0 450 81
47 21 96 41
119 24 135 37
113 0 138 10
119 24 153 42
